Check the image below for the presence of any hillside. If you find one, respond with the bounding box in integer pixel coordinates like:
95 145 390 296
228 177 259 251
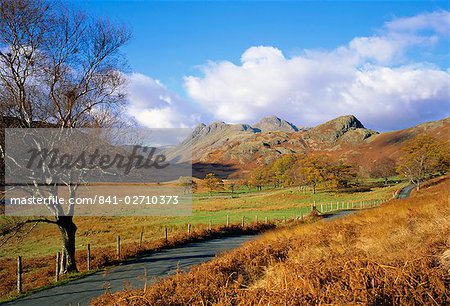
93 176 450 305
168 115 450 177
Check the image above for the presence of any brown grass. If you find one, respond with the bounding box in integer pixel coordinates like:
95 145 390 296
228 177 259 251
93 176 450 305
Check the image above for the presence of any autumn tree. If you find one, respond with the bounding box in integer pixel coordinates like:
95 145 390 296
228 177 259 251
270 154 298 187
204 173 224 195
327 162 357 189
249 167 269 191
397 135 450 190
0 0 130 273
298 155 330 194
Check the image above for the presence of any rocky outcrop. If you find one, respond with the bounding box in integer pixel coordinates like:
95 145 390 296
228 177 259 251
305 115 378 144
253 115 299 132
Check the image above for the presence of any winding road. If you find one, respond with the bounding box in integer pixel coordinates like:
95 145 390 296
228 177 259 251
397 184 415 199
3 235 256 306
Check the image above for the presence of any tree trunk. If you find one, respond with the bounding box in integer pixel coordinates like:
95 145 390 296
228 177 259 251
56 216 78 273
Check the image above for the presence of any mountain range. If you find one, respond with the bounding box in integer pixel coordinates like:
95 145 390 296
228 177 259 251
167 115 450 178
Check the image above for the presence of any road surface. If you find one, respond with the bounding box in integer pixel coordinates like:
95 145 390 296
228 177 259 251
4 235 256 306
397 184 415 199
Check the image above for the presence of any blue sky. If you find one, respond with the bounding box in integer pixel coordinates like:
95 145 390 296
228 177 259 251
76 1 447 85
73 1 450 131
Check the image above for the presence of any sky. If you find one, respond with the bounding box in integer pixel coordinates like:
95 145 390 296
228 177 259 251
73 1 450 131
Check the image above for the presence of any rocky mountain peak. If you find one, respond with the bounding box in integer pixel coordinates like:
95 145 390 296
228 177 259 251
191 123 206 138
306 115 377 144
332 115 365 129
254 115 299 132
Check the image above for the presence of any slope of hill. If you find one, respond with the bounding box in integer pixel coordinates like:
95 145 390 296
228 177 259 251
168 115 450 177
93 175 450 306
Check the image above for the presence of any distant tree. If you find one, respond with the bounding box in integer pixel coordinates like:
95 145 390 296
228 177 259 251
397 135 450 190
270 154 298 187
298 155 330 194
370 157 397 184
249 167 268 191
327 162 357 189
204 173 224 195
284 164 305 187
178 176 197 194
229 182 235 197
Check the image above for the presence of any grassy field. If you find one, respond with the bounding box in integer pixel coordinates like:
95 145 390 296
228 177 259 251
0 182 402 259
93 176 450 305
0 181 403 299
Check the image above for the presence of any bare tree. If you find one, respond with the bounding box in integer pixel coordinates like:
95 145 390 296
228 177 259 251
0 0 131 273
397 135 450 191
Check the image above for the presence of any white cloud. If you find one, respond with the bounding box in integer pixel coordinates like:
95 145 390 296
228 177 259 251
126 73 201 128
385 10 450 36
183 11 450 131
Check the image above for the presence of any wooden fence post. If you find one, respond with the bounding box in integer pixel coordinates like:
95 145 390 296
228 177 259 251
226 215 229 227
87 244 91 271
55 252 60 282
187 223 191 236
208 220 212 231
241 216 245 227
17 256 22 294
264 216 268 224
164 226 168 242
60 248 66 273
255 215 258 223
116 235 121 260
139 229 144 247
